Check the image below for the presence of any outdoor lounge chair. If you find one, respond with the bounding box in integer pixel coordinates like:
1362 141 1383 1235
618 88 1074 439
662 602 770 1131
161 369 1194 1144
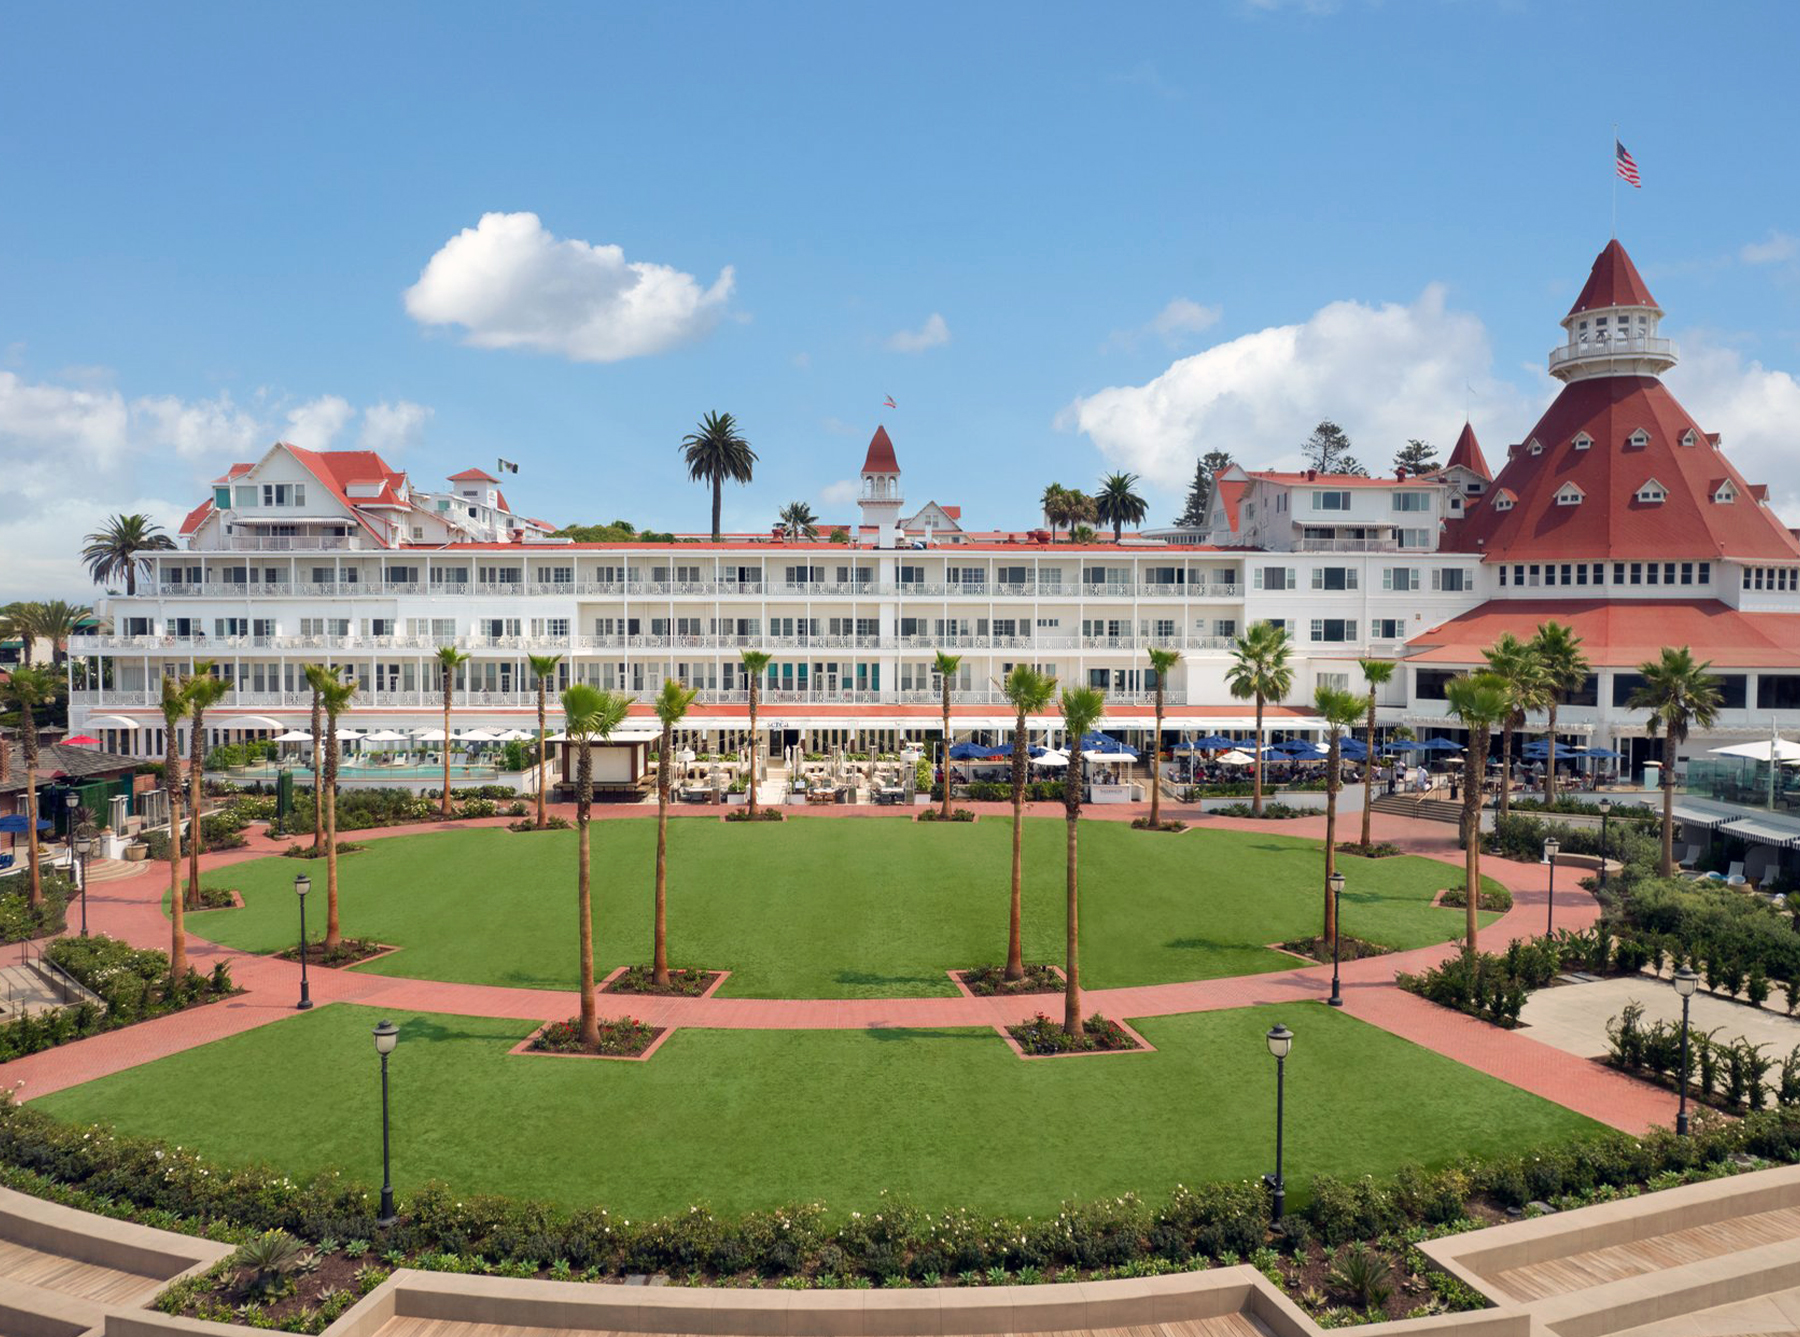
1675 843 1701 870
1708 861 1749 886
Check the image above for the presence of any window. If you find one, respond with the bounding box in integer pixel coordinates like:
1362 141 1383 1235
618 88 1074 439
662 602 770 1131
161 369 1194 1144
1681 429 1698 447
1400 528 1433 549
1312 490 1352 511
1383 567 1419 591
260 482 306 507
1628 429 1651 449
1526 438 1544 456
1310 618 1357 643
1499 565 1508 587
1493 493 1515 512
478 565 522 584
1636 480 1667 504
1573 432 1593 450
1392 491 1431 512
299 617 349 637
1318 672 1350 691
1414 668 1457 701
1759 676 1800 710
1370 618 1405 640
1213 619 1237 638
1254 566 1294 591
212 486 231 509
1432 568 1468 592
1311 567 1357 591
1714 482 1737 504
1555 484 1584 506
235 484 257 507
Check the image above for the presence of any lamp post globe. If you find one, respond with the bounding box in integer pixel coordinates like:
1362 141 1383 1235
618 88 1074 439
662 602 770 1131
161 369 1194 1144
1673 967 1699 1136
1543 837 1560 936
1327 872 1347 1007
373 1020 400 1224
1263 1023 1293 1221
294 874 312 1010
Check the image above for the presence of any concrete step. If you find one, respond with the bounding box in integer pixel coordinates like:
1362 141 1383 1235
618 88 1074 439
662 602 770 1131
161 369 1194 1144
1371 793 1466 825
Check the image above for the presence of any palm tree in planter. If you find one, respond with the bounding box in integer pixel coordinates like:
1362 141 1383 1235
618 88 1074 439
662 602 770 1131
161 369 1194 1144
303 663 329 854
1225 621 1294 817
1444 671 1510 954
1530 621 1590 805
651 677 699 987
562 683 631 1047
1 667 58 910
316 672 359 951
1001 663 1056 981
1057 685 1107 1037
1145 646 1181 828
680 411 757 542
183 666 231 910
933 650 963 819
1094 471 1148 542
81 512 175 595
739 649 772 818
1313 684 1366 944
1355 658 1394 851
527 653 563 829
1483 633 1549 821
157 673 193 976
1629 647 1722 877
776 501 819 539
434 645 470 817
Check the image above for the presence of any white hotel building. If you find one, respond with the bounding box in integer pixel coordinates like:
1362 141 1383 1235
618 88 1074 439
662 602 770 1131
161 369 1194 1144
67 241 1800 778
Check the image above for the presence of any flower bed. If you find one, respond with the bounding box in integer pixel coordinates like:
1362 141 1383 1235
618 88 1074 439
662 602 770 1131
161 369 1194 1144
601 966 722 997
527 1016 661 1057
281 842 368 859
0 938 235 1063
1397 930 1619 1028
508 816 572 832
1336 842 1403 859
1276 935 1392 965
189 885 243 910
724 808 784 822
0 876 70 945
1606 1000 1800 1112
1212 802 1309 820
1131 817 1187 832
1434 883 1514 912
1006 1012 1142 1055
273 938 391 969
917 807 976 823
954 964 1062 996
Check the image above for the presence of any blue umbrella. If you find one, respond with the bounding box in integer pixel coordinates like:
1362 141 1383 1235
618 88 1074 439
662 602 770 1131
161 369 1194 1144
1338 738 1371 760
1581 746 1622 759
1413 738 1465 753
1191 734 1243 750
1078 732 1138 758
0 815 51 833
948 742 1004 760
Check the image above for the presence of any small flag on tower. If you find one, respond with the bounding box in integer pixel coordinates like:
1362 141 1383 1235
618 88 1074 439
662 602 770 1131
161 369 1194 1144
1615 140 1641 188
882 395 897 409
497 457 519 474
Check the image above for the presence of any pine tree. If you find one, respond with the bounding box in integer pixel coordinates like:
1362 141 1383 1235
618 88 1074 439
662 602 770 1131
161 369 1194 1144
1175 450 1235 527
1393 438 1440 476
1301 420 1366 476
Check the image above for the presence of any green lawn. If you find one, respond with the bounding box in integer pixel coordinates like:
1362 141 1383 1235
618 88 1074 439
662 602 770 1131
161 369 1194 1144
35 1002 1592 1217
188 819 1498 997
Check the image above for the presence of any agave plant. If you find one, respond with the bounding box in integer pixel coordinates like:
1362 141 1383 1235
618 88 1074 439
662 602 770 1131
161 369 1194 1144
235 1229 307 1296
1325 1242 1394 1311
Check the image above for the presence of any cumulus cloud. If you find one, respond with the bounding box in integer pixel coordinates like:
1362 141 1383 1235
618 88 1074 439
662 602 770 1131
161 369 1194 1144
359 400 434 454
1108 297 1222 351
1665 337 1800 523
886 313 951 353
1741 231 1798 265
284 395 355 451
818 479 858 507
404 212 735 363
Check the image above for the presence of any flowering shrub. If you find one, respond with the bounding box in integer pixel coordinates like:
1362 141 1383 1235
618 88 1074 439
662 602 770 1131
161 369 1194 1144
724 808 783 822
917 807 976 822
1212 802 1309 820
604 967 718 997
529 1016 659 1057
507 815 571 832
958 964 1061 996
1131 818 1186 832
1008 1013 1137 1055
0 938 234 1062
0 873 71 944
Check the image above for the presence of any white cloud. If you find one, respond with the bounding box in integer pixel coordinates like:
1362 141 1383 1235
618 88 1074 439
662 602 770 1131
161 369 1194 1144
359 400 434 454
1665 337 1800 523
886 312 951 353
1741 231 1798 265
283 395 354 451
404 211 735 364
1108 297 1223 351
791 351 811 370
819 479 858 507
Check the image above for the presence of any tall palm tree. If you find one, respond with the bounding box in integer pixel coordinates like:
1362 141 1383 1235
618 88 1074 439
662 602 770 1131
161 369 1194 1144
316 673 358 950
651 677 699 987
527 653 563 829
0 604 30 666
562 683 631 1048
81 513 176 596
1145 647 1181 828
157 674 192 976
1226 622 1294 817
1058 685 1107 1037
184 666 231 909
1530 621 1590 805
1094 472 1148 542
1444 671 1509 954
776 501 819 539
434 645 470 817
1001 663 1056 981
2 668 58 909
302 664 332 854
680 411 757 542
16 600 90 664
933 650 963 819
1483 633 1549 821
1063 490 1097 542
1313 685 1366 943
739 649 772 819
1040 483 1070 543
1629 647 1722 877
1356 659 1395 850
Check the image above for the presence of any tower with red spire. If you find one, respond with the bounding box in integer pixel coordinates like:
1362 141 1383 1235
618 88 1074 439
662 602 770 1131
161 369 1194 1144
857 425 904 547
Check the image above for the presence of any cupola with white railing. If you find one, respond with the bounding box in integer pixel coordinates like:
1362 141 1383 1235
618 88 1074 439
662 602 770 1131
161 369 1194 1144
1548 239 1678 383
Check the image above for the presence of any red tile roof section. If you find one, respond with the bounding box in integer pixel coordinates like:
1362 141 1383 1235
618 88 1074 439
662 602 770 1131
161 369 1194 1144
178 499 213 536
1216 478 1246 530
1444 422 1492 480
1566 239 1659 318
284 445 404 542
1406 599 1800 670
448 467 500 482
861 425 899 473
209 463 253 485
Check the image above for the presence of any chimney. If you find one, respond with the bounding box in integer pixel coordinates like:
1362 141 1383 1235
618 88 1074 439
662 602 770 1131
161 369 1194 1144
1396 467 1407 481
1306 469 1317 481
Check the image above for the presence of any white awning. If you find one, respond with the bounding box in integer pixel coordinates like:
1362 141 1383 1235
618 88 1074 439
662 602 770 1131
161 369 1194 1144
1719 817 1800 849
86 715 143 729
1711 738 1800 762
218 715 286 731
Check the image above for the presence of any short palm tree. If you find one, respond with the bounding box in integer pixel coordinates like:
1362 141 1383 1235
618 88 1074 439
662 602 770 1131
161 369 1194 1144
1629 647 1722 877
1356 659 1395 849
15 600 90 664
434 645 470 817
2 668 58 909
302 664 332 853
1095 471 1148 542
316 673 359 949
739 649 772 818
1530 621 1590 804
1001 663 1056 981
1483 633 1549 820
157 674 192 976
933 650 963 819
1226 622 1294 817
1145 647 1181 828
776 501 819 539
680 411 757 542
1063 491 1097 542
651 677 698 986
527 653 563 829
562 683 631 1048
81 513 175 595
0 605 30 665
1040 483 1070 543
184 666 232 909
1314 685 1366 942
1444 671 1510 953
1058 685 1107 1036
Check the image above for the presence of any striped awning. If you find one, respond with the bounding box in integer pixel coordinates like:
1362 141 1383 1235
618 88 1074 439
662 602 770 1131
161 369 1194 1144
1718 817 1800 849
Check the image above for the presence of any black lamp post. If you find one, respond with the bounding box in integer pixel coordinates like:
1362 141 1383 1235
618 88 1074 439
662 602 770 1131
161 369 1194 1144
1264 1023 1293 1220
1673 966 1698 1136
1597 799 1612 893
1327 871 1347 1007
373 1019 400 1224
1543 837 1560 936
294 874 313 1010
74 830 93 937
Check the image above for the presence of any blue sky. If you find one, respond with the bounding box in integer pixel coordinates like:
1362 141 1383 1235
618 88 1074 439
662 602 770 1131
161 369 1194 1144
4 0 1799 596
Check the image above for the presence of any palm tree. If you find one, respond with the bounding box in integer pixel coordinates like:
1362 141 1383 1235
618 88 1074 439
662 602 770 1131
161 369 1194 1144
1629 648 1723 877
1483 633 1549 821
1444 672 1510 954
776 501 819 539
933 650 963 819
562 683 631 1048
302 664 332 854
1094 471 1148 543
1057 685 1107 1037
680 411 757 542
316 673 359 950
1063 491 1097 542
739 649 772 819
1313 685 1366 943
1226 622 1294 817
1040 483 1070 542
16 600 90 664
527 653 563 829
1001 664 1056 981
2 668 58 909
1145 647 1181 828
184 666 231 909
434 645 470 817
81 513 175 596
1356 659 1395 850
1530 621 1590 805
157 674 192 976
0 604 30 665
651 677 699 986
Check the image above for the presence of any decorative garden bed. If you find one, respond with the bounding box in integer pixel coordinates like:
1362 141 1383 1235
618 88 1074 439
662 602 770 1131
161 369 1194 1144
273 937 398 969
280 842 369 859
723 809 785 823
514 1016 670 1061
1337 842 1403 859
1131 817 1188 832
189 886 244 910
1212 802 1310 820
600 965 729 998
951 963 1063 997
1273 935 1393 965
1001 1013 1152 1059
1433 884 1514 912
916 808 977 823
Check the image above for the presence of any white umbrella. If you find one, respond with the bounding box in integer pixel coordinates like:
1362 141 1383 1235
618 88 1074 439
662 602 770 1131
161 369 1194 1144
274 730 314 742
414 728 451 742
335 729 366 741
460 728 501 742
362 729 411 742
1711 738 1800 762
498 728 534 742
1217 749 1256 766
1033 748 1069 768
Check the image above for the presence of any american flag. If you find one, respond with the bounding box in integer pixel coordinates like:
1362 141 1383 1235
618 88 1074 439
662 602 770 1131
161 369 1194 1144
1615 140 1641 188
882 395 897 409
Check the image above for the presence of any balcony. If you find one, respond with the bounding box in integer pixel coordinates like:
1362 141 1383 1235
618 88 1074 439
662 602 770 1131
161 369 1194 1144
1548 334 1678 377
1292 538 1403 553
227 535 356 551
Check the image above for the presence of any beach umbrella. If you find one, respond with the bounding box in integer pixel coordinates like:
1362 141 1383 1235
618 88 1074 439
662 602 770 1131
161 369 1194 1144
275 729 313 742
62 735 100 746
1710 738 1800 762
1032 748 1069 768
361 729 411 742
1412 737 1464 753
460 728 501 742
1581 747 1622 759
1078 732 1138 760
1337 738 1371 760
0 815 51 833
1216 749 1256 766
498 728 534 742
413 728 451 742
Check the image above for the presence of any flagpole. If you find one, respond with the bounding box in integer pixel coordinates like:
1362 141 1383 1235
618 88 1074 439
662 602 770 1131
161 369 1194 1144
1611 123 1618 240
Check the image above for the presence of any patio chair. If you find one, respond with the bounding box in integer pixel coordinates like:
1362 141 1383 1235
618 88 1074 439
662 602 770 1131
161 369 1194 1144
1675 843 1701 870
1721 861 1748 887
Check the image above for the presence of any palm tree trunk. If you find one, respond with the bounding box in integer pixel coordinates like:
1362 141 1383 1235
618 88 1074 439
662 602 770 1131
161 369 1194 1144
325 717 341 949
577 743 598 1048
310 691 322 855
711 476 723 544
1149 687 1164 828
1323 738 1339 943
746 683 760 820
186 707 204 910
1063 757 1083 1038
1498 721 1513 820
940 684 952 820
166 744 187 978
1360 698 1376 849
1545 704 1558 805
536 682 548 830
20 702 41 909
125 562 136 597
654 719 671 986
1252 695 1266 818
1660 767 1676 878
1006 709 1026 981
1464 738 1484 953
441 680 453 818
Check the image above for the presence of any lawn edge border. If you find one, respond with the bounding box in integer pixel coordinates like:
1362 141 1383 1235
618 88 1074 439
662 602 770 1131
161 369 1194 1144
994 1015 1157 1061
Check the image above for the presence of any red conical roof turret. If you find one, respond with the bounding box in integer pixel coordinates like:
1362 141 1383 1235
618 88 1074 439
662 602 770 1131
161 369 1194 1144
1445 421 1492 481
862 424 899 474
1566 240 1660 319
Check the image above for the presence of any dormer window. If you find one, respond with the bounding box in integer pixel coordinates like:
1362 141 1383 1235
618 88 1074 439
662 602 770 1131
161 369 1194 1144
1627 429 1650 449
1636 479 1667 504
1681 429 1698 448
1555 484 1585 507
1527 438 1544 456
1493 492 1515 513
1714 481 1737 504
1572 432 1593 451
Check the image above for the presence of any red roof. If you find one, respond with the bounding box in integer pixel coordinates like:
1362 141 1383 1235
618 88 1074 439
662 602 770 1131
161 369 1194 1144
1407 599 1800 670
1566 239 1659 318
1245 471 1404 488
449 467 499 483
283 445 405 542
1216 478 1247 530
210 462 253 486
178 499 214 536
1444 422 1492 481
1442 375 1800 563
861 425 899 474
